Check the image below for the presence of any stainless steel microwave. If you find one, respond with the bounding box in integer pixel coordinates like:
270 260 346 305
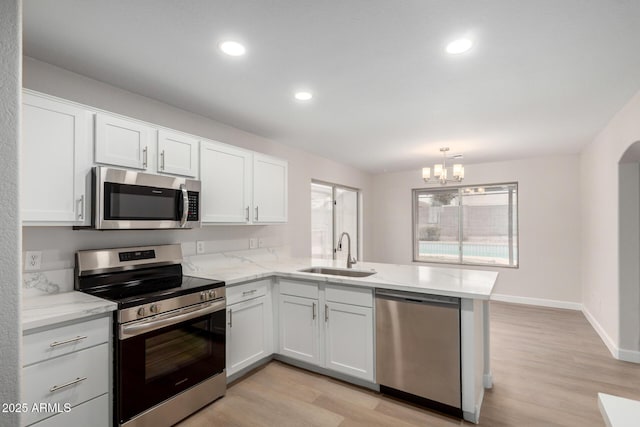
92 166 201 230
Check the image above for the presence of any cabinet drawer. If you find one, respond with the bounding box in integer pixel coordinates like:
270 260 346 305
227 280 269 305
22 344 109 426
279 279 318 299
23 316 109 366
30 394 109 427
325 285 373 307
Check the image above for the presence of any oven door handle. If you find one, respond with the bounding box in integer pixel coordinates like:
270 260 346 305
119 300 225 340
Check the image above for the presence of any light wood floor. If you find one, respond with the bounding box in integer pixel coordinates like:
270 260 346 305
179 302 640 426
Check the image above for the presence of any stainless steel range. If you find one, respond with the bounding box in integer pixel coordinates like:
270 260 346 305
75 244 226 427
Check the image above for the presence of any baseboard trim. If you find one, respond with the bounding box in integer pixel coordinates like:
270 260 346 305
463 387 484 424
491 294 582 311
618 348 640 363
581 306 619 359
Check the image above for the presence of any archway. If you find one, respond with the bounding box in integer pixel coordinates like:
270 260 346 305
618 141 640 357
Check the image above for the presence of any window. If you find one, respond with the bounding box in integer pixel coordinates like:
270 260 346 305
311 181 360 261
413 183 518 267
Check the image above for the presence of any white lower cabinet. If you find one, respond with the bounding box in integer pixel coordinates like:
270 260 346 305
226 281 273 377
278 279 374 382
278 294 321 365
324 301 374 381
30 395 109 427
22 315 111 427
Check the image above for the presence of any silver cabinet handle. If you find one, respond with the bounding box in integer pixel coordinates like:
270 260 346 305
255 206 259 221
49 377 87 393
242 289 257 297
50 335 87 348
246 206 250 222
77 195 85 220
325 304 329 322
142 146 148 168
312 302 316 320
160 150 165 170
228 308 233 328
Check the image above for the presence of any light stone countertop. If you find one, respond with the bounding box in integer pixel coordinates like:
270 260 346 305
183 251 498 300
22 291 117 332
599 393 640 427
20 248 498 331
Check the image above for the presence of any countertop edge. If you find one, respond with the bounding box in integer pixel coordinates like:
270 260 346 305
22 293 117 332
188 269 496 300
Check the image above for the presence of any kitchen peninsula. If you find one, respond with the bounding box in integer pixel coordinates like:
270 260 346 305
183 248 498 423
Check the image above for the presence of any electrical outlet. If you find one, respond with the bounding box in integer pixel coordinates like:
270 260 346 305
196 241 205 254
258 238 265 248
249 238 258 249
25 251 42 271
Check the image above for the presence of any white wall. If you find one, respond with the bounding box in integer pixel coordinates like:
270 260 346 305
580 88 640 361
370 155 582 307
0 0 22 423
22 57 373 272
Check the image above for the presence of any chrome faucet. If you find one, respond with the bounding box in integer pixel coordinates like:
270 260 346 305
337 232 357 268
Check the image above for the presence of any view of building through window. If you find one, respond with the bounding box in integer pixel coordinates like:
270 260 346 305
413 184 518 267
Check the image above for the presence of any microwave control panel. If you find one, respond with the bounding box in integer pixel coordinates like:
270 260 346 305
187 192 199 221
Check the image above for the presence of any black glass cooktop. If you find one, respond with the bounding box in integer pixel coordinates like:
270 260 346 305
76 264 224 309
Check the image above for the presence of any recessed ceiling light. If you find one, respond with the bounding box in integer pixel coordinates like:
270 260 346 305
219 40 246 56
294 92 313 101
446 39 473 55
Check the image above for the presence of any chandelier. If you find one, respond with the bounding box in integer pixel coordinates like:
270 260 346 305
422 147 464 184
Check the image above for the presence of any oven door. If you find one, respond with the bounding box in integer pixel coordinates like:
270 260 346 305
117 300 225 424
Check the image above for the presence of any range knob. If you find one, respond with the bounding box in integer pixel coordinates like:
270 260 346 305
137 307 146 317
200 291 206 301
208 290 215 299
150 304 159 313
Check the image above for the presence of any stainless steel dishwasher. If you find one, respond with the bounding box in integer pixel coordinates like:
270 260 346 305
375 289 462 417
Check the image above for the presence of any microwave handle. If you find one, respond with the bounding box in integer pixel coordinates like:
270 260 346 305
180 184 189 227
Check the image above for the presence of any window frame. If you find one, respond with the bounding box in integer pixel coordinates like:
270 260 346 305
412 182 519 269
311 179 361 261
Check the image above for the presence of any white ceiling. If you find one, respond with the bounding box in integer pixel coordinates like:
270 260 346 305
23 0 640 173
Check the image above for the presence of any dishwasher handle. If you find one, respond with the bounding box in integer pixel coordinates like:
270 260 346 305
375 289 459 306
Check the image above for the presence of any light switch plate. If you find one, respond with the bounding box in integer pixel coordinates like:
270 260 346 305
196 241 205 254
249 238 258 249
258 238 265 248
25 251 42 271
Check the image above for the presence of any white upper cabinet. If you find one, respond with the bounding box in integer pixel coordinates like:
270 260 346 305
200 140 252 223
253 154 288 223
95 113 153 170
157 130 199 177
22 92 92 225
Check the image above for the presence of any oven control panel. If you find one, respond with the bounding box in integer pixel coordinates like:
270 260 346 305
119 249 156 262
199 289 220 302
118 287 226 324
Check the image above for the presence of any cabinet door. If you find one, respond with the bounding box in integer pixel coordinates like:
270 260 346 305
30 394 109 427
324 302 374 381
157 130 198 177
278 294 320 365
253 153 287 223
22 344 109 426
22 93 91 224
95 113 152 170
227 296 271 376
200 140 252 223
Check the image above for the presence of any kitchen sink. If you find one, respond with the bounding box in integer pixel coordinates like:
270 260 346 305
298 267 376 278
